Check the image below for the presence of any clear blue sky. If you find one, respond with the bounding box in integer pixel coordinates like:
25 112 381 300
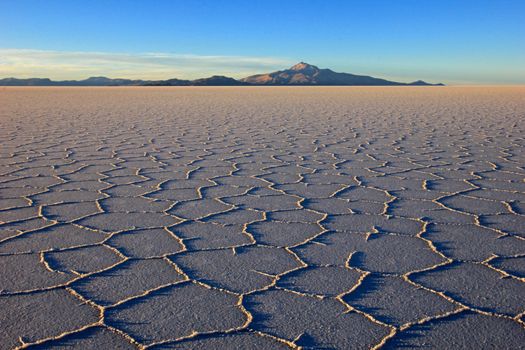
1 0 524 84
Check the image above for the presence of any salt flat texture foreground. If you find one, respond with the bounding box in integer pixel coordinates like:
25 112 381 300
0 87 524 349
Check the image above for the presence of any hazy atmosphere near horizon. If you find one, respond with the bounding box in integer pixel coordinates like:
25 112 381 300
1 1 524 350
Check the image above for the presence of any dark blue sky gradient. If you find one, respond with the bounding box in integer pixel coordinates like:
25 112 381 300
1 0 523 83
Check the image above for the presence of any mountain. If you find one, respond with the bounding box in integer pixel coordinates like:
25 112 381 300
0 78 58 86
0 77 148 86
0 62 444 86
409 79 444 86
191 75 248 86
143 78 191 86
0 75 247 86
241 62 443 86
62 76 148 86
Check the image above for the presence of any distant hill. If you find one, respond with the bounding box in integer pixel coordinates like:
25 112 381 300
143 78 190 86
241 62 443 86
0 75 247 86
0 77 148 86
192 75 248 86
0 62 444 86
0 78 60 86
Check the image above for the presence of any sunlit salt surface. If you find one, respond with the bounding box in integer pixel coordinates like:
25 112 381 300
0 87 524 349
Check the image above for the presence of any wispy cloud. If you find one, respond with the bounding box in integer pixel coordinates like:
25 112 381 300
0 49 294 80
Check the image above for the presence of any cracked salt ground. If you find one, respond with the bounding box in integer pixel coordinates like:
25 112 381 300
0 87 524 349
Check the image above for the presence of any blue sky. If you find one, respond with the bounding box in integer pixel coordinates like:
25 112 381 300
1 0 524 84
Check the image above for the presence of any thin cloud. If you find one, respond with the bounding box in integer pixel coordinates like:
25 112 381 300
0 49 294 80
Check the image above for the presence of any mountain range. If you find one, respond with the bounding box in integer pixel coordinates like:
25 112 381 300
0 62 444 86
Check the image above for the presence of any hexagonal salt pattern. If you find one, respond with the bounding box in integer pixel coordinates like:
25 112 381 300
0 87 524 348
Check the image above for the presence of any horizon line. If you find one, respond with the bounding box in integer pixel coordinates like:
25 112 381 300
1 48 524 85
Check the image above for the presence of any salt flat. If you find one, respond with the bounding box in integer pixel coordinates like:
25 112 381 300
0 86 524 349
